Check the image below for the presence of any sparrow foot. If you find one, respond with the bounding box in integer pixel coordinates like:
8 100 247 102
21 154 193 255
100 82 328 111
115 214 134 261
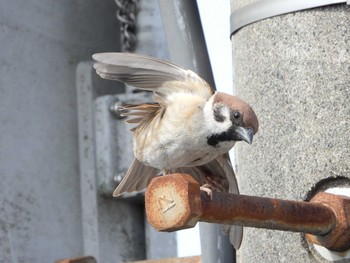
200 184 214 200
204 176 227 192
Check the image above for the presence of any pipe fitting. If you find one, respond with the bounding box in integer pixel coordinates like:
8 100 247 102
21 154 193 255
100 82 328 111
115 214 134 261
145 173 202 231
305 191 350 252
145 173 350 252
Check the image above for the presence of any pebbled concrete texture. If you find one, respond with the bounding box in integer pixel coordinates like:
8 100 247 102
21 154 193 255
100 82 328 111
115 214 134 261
231 3 349 263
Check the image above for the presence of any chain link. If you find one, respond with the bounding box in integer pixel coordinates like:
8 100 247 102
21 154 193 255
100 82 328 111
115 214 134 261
115 0 139 51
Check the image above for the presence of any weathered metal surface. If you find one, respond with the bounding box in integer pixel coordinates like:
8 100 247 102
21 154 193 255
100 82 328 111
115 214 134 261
200 191 335 235
305 192 350 252
145 173 350 251
146 173 202 231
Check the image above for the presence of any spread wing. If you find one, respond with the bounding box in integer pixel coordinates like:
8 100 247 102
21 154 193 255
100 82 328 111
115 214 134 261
92 52 214 105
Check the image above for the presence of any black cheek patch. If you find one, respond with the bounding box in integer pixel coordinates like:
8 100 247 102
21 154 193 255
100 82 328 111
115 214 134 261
207 127 234 147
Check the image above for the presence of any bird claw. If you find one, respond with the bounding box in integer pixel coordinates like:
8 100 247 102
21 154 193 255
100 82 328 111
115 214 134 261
200 184 214 200
205 176 227 192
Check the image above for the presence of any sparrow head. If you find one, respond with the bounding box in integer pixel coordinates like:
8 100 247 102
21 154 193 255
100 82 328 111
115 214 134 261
205 92 259 147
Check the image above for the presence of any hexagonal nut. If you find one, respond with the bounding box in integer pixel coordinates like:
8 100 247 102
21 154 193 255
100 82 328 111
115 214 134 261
305 192 350 252
145 173 203 231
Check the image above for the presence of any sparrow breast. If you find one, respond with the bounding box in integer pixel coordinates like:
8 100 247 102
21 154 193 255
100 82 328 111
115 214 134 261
133 84 219 170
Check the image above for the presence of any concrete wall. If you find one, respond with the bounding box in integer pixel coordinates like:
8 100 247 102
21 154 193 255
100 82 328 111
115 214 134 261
231 1 349 262
0 1 119 262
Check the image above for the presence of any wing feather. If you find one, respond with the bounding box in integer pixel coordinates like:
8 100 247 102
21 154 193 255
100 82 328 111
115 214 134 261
92 52 214 103
113 158 159 197
120 103 163 132
216 154 243 250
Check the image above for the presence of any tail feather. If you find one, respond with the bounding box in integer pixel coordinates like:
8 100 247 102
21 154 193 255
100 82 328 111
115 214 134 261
113 158 159 197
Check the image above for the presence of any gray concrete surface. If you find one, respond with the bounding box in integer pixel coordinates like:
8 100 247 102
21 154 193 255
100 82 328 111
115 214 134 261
231 2 349 262
77 63 146 262
0 1 120 262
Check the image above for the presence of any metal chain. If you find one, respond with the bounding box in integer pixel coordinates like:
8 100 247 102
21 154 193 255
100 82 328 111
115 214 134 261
115 0 139 51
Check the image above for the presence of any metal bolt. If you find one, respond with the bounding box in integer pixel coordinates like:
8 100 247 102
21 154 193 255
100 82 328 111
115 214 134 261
145 173 350 252
114 174 123 185
109 99 125 119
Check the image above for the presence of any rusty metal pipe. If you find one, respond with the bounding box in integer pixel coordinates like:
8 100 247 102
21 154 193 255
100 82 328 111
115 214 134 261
200 190 335 235
145 173 350 252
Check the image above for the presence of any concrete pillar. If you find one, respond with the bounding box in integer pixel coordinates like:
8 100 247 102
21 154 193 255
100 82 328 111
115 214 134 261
231 2 349 262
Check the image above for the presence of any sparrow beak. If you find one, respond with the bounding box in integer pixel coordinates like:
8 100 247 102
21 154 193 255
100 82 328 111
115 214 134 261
235 127 254 144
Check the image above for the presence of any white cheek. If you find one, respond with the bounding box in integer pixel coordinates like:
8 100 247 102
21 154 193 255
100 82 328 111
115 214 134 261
203 101 232 134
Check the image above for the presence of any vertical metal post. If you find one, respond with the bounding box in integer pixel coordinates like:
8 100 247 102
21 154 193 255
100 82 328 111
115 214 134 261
157 1 234 262
158 0 216 89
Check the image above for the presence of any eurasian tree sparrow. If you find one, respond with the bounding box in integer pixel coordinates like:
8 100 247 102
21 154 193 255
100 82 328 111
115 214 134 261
93 52 259 249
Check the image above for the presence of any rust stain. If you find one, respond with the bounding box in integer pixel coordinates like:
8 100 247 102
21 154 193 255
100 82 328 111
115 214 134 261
145 173 350 252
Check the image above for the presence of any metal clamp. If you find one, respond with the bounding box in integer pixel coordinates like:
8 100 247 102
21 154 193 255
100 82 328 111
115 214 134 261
230 0 349 37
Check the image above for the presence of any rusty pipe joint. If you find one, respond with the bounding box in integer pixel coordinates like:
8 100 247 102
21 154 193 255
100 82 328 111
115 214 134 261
306 192 350 252
145 173 350 252
145 173 202 231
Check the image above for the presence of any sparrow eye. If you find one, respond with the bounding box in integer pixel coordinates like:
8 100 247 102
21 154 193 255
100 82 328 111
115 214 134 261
233 112 241 119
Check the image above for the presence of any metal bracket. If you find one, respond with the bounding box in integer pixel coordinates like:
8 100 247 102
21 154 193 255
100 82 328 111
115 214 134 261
94 92 153 196
230 0 349 37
